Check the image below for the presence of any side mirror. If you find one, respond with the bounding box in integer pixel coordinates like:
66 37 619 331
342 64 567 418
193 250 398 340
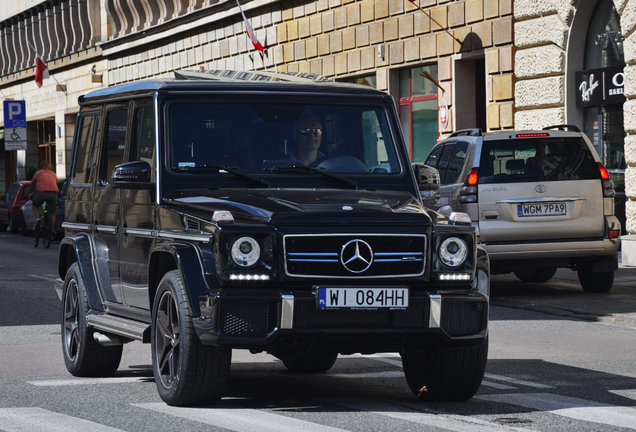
112 161 152 189
412 163 440 191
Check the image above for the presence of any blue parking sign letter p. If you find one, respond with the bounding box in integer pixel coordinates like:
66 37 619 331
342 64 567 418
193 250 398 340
8 102 22 120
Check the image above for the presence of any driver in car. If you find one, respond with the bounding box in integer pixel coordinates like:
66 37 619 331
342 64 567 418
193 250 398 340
287 112 324 166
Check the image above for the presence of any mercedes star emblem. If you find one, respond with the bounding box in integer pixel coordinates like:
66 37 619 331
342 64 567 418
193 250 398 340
340 239 374 273
535 184 547 193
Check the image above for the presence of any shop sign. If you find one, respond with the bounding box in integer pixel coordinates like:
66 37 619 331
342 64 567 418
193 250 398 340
3 100 27 151
439 99 449 129
575 65 625 107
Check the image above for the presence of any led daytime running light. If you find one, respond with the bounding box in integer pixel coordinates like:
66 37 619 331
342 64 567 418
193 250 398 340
439 274 471 281
229 274 270 281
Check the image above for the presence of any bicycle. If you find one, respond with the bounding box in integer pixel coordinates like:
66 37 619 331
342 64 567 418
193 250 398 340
34 200 53 249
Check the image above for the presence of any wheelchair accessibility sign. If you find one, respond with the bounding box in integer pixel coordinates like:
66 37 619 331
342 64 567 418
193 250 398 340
3 100 27 150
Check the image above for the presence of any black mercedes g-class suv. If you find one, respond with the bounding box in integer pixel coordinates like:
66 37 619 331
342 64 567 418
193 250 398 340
56 69 489 406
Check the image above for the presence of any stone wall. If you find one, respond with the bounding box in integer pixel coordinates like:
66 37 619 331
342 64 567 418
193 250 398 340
106 0 514 131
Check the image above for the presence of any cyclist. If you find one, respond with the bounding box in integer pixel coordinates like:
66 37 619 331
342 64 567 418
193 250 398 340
26 161 59 235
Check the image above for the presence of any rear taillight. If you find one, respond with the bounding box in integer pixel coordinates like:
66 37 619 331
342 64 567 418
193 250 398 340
609 229 620 239
598 163 615 197
459 168 478 203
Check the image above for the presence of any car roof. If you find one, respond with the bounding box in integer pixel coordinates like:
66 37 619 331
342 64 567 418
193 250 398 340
80 69 390 104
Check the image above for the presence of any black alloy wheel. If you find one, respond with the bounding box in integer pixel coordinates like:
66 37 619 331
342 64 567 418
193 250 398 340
61 263 123 376
151 270 231 406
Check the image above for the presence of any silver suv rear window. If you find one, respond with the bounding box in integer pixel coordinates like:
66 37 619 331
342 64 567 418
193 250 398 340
479 137 600 184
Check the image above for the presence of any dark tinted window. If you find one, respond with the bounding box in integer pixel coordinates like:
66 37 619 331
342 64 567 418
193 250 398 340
479 137 600 184
73 115 98 184
437 145 454 183
445 142 468 184
131 104 156 180
20 185 30 200
103 109 128 183
424 146 442 168
6 185 16 201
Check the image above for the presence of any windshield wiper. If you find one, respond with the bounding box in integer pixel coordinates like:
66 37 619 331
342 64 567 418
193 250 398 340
262 165 357 189
179 164 270 187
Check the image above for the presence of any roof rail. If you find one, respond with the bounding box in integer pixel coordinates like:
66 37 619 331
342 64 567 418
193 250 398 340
449 128 482 138
174 69 332 83
542 124 581 132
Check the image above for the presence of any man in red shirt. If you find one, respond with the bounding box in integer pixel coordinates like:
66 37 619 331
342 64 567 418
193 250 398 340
26 161 59 233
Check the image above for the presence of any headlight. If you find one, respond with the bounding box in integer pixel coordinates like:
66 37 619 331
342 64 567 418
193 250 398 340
439 237 468 267
231 237 261 267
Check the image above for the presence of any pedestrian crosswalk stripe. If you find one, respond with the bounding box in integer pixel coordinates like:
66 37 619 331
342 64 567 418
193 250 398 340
0 407 124 432
322 398 536 432
609 389 636 401
328 371 404 379
480 380 517 390
28 377 148 386
133 402 350 432
475 392 636 429
484 373 554 389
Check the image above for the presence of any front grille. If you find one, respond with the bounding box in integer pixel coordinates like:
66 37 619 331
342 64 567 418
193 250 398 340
294 300 426 329
284 234 426 278
219 302 277 336
441 301 486 336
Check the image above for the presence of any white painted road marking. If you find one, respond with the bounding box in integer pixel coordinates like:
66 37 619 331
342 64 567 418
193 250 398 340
484 373 555 389
28 377 148 386
133 402 350 432
325 398 537 432
0 407 124 432
480 380 518 390
476 392 636 429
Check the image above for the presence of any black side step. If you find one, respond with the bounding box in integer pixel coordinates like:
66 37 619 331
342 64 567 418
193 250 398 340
86 313 150 343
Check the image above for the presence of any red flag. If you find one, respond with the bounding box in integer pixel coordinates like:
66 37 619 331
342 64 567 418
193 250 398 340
237 0 264 53
35 55 49 88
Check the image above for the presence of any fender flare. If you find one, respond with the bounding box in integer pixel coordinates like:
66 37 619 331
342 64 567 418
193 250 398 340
58 234 104 311
474 245 490 297
149 242 212 316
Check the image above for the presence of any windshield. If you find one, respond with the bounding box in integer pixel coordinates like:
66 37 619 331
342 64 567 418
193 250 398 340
479 137 600 183
168 102 401 179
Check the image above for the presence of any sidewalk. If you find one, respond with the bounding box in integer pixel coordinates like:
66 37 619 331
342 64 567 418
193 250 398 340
490 252 636 328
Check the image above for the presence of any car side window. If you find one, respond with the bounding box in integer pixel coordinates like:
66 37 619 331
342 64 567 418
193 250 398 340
72 114 99 185
102 108 128 184
425 146 442 168
437 144 455 184
444 142 468 184
130 104 156 180
6 185 16 201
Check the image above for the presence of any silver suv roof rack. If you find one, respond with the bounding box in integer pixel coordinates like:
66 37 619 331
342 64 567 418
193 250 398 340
174 69 332 83
542 124 581 132
449 129 482 138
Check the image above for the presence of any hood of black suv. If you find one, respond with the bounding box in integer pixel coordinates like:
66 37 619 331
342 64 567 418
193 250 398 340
163 189 431 225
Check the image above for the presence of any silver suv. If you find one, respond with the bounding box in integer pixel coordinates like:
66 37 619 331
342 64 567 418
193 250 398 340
421 125 620 292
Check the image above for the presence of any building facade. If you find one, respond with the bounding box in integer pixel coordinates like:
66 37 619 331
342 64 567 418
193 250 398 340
1 0 636 260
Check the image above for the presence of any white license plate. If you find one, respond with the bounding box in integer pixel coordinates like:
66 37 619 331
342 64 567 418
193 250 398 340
316 287 409 310
517 203 567 217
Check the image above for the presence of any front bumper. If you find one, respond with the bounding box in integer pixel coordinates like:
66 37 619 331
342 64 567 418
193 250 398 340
194 289 488 350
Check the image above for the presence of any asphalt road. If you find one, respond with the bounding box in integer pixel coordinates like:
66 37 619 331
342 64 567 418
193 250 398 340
1 231 636 432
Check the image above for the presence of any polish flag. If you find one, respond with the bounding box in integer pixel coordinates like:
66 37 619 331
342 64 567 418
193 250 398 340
236 0 264 53
35 55 49 88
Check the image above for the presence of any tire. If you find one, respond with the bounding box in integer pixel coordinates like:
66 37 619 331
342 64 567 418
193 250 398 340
9 214 19 234
577 268 615 293
43 229 52 248
61 262 123 376
514 267 557 283
19 213 31 236
34 229 40 247
0 221 7 232
152 270 232 406
402 336 488 402
280 343 338 373
43 218 52 249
